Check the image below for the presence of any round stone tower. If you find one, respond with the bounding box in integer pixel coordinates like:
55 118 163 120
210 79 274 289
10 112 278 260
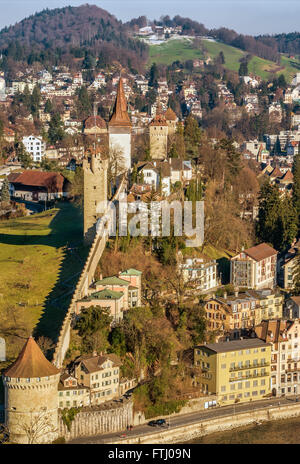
2 336 60 444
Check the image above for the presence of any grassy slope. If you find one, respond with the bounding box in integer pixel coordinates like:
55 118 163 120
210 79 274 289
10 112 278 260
0 202 86 361
148 38 300 82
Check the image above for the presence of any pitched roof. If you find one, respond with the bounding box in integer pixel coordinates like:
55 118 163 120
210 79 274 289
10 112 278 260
4 337 60 378
255 319 292 343
270 166 282 178
84 115 107 129
77 353 122 373
94 276 130 286
120 268 142 276
281 170 294 182
149 114 168 127
109 77 131 127
79 289 124 301
164 107 178 121
244 242 278 261
8 170 65 192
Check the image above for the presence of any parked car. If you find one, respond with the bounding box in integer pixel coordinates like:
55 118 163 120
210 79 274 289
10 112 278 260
148 419 166 427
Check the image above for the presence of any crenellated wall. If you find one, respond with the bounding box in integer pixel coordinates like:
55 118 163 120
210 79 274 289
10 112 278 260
52 176 127 368
58 400 133 440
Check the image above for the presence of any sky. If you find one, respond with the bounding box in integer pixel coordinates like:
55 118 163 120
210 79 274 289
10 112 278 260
0 0 299 36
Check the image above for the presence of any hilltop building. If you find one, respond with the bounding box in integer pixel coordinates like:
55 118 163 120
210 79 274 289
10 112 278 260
108 77 132 171
2 337 60 444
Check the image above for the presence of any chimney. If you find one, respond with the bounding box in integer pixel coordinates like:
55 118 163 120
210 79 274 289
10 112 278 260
99 273 103 281
92 350 97 357
234 287 239 297
224 291 227 299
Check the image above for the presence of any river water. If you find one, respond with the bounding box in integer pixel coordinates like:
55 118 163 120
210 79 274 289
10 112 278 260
182 416 300 444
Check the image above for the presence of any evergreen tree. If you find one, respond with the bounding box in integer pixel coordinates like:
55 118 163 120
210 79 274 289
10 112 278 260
44 99 53 114
256 182 297 251
238 60 248 76
184 115 201 158
149 62 159 88
273 135 281 155
48 113 65 144
0 177 10 203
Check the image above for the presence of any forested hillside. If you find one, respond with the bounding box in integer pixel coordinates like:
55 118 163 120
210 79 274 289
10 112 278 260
0 4 148 73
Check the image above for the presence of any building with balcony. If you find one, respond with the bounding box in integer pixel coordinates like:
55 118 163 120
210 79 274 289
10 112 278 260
230 243 277 289
179 256 218 293
255 318 300 396
194 338 271 405
204 289 283 338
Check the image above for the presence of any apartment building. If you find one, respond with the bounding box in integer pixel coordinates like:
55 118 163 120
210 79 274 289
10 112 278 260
58 374 90 409
204 289 283 336
179 257 218 292
194 338 271 405
22 135 46 162
73 353 121 405
255 319 300 396
230 243 277 289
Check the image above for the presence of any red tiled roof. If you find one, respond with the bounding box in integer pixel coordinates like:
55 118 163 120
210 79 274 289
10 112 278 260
8 170 65 192
244 242 277 261
4 337 60 378
109 77 131 127
281 170 294 182
84 115 106 129
164 107 178 121
149 114 168 127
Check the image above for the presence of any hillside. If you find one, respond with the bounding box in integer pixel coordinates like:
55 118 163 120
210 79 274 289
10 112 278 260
148 37 300 82
0 4 148 72
0 203 86 361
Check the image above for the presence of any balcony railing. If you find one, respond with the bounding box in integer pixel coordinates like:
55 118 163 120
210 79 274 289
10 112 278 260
229 362 270 372
229 371 269 382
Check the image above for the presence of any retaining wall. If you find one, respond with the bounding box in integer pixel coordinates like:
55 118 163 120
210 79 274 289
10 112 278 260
111 402 300 444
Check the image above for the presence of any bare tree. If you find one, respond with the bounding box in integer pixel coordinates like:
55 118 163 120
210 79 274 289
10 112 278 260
17 408 57 444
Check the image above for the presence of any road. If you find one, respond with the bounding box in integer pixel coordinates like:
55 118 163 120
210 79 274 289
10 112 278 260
68 395 299 444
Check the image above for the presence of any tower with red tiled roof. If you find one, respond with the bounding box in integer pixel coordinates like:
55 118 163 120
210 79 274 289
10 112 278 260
2 337 60 443
108 76 132 170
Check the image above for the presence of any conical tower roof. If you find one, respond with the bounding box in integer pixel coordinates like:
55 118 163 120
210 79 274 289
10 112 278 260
109 77 131 127
4 336 60 378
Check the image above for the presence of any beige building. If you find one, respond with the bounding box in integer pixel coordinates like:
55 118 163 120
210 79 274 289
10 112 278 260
2 337 60 444
256 319 300 396
73 353 121 404
76 289 125 323
230 243 277 289
204 289 283 337
58 374 90 409
194 338 271 405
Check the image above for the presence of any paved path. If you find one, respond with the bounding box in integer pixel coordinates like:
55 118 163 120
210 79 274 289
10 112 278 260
68 396 299 444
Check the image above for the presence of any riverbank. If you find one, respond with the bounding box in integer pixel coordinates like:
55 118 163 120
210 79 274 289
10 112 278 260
100 401 300 444
185 415 300 444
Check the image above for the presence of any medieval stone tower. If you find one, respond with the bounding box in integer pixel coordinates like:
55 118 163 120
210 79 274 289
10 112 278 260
149 112 168 160
3 337 60 444
83 151 108 245
108 76 132 171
